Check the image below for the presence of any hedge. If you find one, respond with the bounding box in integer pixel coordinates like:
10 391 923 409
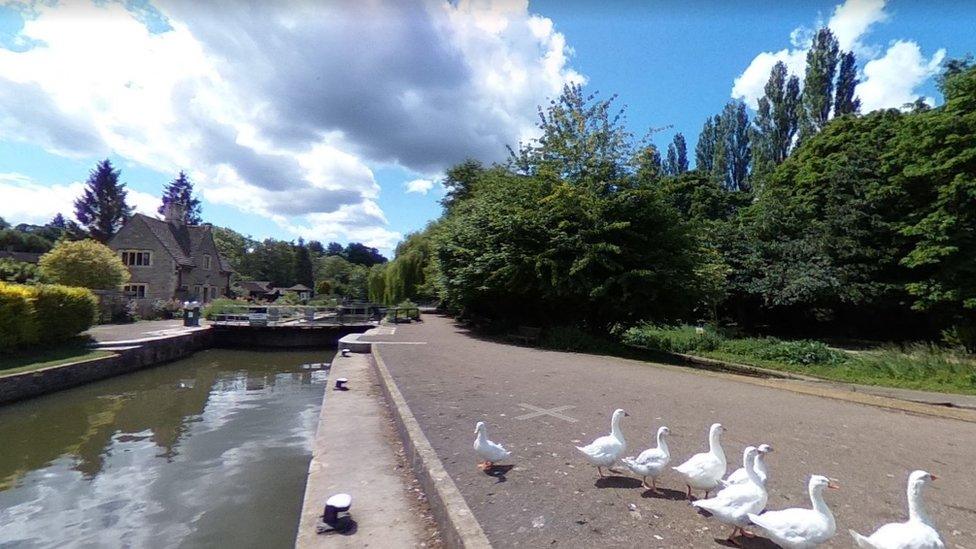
0 282 98 353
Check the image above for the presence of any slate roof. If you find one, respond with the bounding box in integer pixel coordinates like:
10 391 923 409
285 284 312 291
239 280 272 293
130 214 232 272
0 251 42 264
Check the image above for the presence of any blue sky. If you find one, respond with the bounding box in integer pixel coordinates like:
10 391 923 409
0 0 971 256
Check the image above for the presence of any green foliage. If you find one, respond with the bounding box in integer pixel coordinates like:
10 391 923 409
0 282 96 352
38 239 130 290
202 298 246 320
211 226 258 278
847 344 976 393
294 238 315 287
622 324 723 354
73 159 133 242
539 325 619 354
314 255 369 300
0 282 38 352
158 171 202 224
32 284 98 342
0 228 54 253
799 27 840 142
380 226 441 305
622 323 844 366
0 259 45 284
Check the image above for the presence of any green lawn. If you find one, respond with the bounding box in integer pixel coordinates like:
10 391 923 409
619 324 976 396
0 341 112 377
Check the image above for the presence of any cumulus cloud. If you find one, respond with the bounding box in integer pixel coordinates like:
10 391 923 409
732 0 943 113
405 178 436 195
0 172 158 225
858 41 946 111
0 0 580 253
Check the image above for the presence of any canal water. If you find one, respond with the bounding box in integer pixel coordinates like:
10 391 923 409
0 348 332 548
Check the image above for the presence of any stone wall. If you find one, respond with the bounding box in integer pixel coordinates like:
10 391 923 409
109 216 179 302
0 328 213 405
212 324 371 348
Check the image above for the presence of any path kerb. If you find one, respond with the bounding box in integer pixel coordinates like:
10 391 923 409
372 343 492 549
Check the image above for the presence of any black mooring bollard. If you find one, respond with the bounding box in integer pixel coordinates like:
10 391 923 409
317 493 354 534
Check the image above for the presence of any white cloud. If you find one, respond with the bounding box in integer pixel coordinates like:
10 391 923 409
405 178 435 195
827 0 887 54
0 0 580 252
0 172 158 225
857 41 946 112
732 0 942 113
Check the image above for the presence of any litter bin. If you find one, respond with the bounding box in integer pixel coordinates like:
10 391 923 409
183 301 201 327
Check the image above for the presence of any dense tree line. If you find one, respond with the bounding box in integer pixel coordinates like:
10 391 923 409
375 34 975 349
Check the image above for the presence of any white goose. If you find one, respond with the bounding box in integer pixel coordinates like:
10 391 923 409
849 470 945 549
724 443 773 487
621 425 671 491
473 421 511 470
748 475 838 548
673 422 727 500
693 446 768 543
576 408 628 477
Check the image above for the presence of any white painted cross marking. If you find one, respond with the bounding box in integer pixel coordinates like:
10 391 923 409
515 403 577 423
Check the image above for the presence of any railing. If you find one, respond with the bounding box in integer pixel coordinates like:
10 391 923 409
211 305 380 327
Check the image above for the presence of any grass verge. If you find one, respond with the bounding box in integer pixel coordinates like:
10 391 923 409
0 339 112 377
620 324 976 396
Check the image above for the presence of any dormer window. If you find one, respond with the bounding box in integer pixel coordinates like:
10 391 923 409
203 254 212 270
121 250 152 267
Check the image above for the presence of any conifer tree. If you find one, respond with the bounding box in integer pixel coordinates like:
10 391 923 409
158 171 202 224
721 101 752 191
664 133 688 175
74 159 133 243
635 144 663 183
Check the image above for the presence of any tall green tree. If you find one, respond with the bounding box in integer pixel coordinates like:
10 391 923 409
664 133 689 175
798 27 840 143
893 62 976 343
158 171 202 224
510 83 632 188
634 143 663 183
695 116 718 173
833 51 861 117
294 238 315 288
752 61 801 180
73 159 133 243
440 159 485 210
718 101 752 191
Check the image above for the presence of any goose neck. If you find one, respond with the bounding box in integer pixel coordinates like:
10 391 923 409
610 415 624 442
809 485 835 527
744 453 763 486
907 482 933 526
708 430 725 463
656 431 669 456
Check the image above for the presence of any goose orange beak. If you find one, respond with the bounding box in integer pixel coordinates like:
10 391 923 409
827 480 840 490
930 474 939 481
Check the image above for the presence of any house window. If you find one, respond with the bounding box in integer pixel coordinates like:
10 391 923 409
120 250 152 267
123 283 148 299
209 286 217 300
203 254 212 270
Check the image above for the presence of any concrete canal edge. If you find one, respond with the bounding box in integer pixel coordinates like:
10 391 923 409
296 350 429 548
0 328 212 405
371 344 492 549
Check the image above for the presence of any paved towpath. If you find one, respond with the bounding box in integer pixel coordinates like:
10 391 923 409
85 319 208 343
367 315 976 548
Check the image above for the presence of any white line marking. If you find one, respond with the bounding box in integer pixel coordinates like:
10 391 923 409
515 403 577 423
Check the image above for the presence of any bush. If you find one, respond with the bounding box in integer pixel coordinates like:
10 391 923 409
621 323 723 353
540 326 619 354
32 284 98 341
0 282 96 352
150 299 183 320
0 258 45 284
718 337 844 366
38 239 129 290
202 298 246 320
0 282 39 352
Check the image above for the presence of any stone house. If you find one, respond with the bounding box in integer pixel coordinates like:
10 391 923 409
108 204 233 306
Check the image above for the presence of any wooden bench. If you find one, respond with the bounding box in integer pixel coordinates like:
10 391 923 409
507 325 542 346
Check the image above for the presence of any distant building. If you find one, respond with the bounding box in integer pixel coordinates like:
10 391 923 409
237 281 313 302
108 203 233 303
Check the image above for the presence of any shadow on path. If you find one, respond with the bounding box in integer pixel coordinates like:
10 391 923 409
640 487 687 501
595 476 642 489
483 464 514 483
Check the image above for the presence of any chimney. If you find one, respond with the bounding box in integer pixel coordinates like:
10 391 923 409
163 201 186 225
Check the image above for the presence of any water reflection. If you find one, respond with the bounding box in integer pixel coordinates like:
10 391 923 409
0 349 331 548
